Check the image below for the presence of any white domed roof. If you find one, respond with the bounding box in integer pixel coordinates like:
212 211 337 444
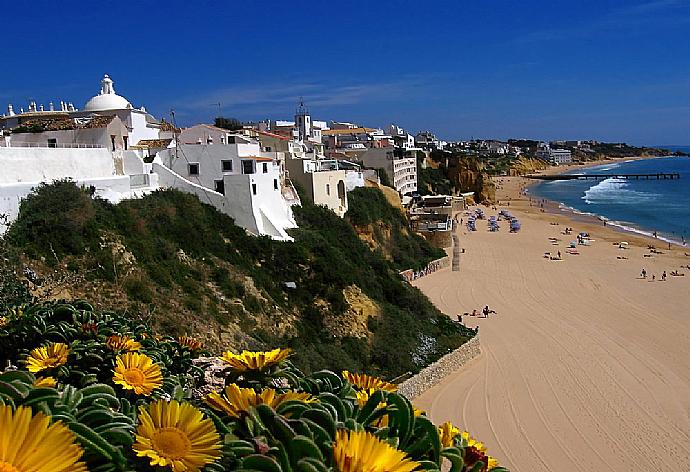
83 74 132 111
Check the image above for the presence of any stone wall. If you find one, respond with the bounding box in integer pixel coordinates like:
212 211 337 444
398 335 481 400
400 255 449 282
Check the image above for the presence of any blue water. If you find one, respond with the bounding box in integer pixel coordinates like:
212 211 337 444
530 156 690 244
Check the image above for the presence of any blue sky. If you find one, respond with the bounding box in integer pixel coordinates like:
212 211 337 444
2 0 689 145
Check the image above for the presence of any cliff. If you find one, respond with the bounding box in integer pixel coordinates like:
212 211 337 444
419 153 496 203
2 181 474 379
346 187 445 270
509 156 550 175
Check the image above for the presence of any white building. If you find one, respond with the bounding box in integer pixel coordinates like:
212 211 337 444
357 148 418 195
537 146 572 165
0 74 167 234
155 125 297 240
1 74 161 149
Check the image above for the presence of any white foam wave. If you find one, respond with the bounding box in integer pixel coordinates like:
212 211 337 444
582 178 660 205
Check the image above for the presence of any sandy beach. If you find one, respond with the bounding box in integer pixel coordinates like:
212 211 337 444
413 165 690 471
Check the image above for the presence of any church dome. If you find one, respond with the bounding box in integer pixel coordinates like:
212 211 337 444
83 74 132 111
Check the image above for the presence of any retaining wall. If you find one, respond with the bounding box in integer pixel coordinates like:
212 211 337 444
398 335 481 400
400 255 450 282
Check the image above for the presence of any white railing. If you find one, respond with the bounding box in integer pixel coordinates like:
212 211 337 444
0 142 105 149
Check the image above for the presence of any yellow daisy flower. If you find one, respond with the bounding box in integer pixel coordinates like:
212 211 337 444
26 343 70 373
178 336 203 351
219 348 291 372
113 352 163 395
0 316 7 327
438 421 460 448
333 429 419 472
206 383 315 417
0 404 87 472
33 376 58 388
342 370 397 392
106 334 142 351
133 399 222 472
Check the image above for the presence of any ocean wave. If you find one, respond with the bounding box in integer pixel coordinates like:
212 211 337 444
582 178 660 205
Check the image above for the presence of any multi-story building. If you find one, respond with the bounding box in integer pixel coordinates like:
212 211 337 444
415 130 443 150
536 146 572 165
356 148 418 195
155 125 297 240
284 158 348 217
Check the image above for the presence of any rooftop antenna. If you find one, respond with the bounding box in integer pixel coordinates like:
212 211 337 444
170 108 178 160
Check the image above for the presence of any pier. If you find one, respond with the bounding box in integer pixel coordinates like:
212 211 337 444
524 173 681 181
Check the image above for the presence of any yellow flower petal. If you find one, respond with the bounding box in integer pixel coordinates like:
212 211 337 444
113 352 163 396
133 399 221 472
25 343 69 373
0 404 87 472
219 348 291 372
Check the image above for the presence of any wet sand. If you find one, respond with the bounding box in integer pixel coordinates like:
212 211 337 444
412 172 690 471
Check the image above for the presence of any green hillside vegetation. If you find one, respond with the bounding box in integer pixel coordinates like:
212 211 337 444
3 181 474 379
345 187 445 270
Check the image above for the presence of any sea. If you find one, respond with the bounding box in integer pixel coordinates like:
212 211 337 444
530 149 690 245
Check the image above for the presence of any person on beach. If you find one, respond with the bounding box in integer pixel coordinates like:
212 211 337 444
457 314 463 323
662 271 667 281
641 268 647 278
652 274 656 281
558 251 562 259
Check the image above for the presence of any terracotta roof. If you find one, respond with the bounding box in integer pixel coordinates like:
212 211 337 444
158 119 180 132
11 114 117 133
244 155 274 161
135 138 173 148
256 130 290 141
321 127 377 136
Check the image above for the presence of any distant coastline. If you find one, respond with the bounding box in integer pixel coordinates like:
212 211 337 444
527 155 690 246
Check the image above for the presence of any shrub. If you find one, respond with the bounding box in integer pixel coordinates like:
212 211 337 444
7 180 98 260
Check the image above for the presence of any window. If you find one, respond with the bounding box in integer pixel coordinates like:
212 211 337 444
188 163 199 175
221 160 233 172
252 183 257 195
242 160 254 174
274 179 278 190
262 162 268 173
214 179 225 195
326 183 330 196
110 135 116 151
123 136 128 150
47 138 57 148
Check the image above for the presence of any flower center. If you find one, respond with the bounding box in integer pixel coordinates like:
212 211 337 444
0 461 21 472
152 427 192 459
123 368 145 386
